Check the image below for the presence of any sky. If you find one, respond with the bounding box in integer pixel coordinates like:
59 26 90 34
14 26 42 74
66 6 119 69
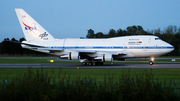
0 0 180 42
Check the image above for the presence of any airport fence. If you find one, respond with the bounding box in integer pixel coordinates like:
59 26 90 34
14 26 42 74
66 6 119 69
0 68 179 101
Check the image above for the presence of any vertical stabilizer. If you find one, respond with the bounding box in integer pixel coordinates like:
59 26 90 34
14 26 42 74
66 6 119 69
15 9 54 41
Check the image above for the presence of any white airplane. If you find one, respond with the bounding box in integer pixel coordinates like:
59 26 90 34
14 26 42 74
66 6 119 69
15 9 174 65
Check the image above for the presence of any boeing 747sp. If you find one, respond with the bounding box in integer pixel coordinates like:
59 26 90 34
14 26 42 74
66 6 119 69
15 9 174 65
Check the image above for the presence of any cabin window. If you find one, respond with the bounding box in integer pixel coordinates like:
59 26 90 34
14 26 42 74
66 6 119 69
155 38 161 40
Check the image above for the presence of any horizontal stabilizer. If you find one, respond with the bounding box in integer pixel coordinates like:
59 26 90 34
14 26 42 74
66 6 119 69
9 41 63 52
7 40 45 48
37 48 63 51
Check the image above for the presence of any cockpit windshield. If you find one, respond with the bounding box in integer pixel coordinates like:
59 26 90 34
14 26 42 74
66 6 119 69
155 38 161 40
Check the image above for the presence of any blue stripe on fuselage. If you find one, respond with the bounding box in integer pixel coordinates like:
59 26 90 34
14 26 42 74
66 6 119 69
47 46 174 49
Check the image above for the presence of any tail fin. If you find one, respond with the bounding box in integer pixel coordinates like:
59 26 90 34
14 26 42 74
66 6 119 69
15 9 54 41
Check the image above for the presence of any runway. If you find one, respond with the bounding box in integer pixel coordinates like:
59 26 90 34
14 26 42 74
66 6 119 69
0 64 180 69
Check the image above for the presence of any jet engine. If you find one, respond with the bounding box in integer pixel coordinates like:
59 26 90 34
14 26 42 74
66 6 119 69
68 52 79 60
60 52 80 60
94 54 113 62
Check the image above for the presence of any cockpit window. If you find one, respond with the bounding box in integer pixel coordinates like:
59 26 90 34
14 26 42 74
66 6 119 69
155 38 161 40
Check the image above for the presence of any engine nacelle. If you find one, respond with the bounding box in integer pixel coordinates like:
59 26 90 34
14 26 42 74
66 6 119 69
60 54 68 59
60 52 80 60
68 52 79 60
94 54 113 62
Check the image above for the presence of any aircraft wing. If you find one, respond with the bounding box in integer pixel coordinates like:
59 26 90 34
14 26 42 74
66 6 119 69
66 49 127 62
65 49 127 56
79 50 126 55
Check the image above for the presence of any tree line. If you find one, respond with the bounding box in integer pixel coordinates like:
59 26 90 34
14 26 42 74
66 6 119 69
0 25 180 56
0 38 49 56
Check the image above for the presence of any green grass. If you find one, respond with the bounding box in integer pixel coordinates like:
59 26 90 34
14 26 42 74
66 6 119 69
0 68 180 82
0 68 180 94
0 57 180 86
0 68 177 101
0 57 180 84
0 57 179 100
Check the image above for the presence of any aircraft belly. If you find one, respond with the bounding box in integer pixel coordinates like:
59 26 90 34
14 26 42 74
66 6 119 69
130 49 170 57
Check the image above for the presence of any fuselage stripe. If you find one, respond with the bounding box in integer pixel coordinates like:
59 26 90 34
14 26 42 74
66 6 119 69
47 46 174 49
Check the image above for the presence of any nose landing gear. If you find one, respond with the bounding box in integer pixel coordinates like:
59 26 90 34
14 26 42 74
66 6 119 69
149 57 154 65
149 61 153 65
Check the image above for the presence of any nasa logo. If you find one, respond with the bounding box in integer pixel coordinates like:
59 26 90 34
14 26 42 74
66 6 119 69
39 32 48 39
22 22 37 31
25 27 37 30
22 22 38 36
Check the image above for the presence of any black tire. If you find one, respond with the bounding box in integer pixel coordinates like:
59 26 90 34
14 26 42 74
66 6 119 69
88 62 92 66
100 62 103 65
149 61 153 65
82 62 86 65
95 62 99 65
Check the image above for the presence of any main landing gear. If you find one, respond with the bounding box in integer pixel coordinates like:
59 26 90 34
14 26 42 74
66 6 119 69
149 57 154 65
82 62 104 66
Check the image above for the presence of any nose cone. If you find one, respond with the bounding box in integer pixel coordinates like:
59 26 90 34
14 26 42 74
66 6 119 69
167 43 174 52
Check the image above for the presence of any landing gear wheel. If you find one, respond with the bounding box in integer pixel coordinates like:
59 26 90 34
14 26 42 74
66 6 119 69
98 62 103 65
149 61 153 65
95 62 103 65
82 62 86 65
95 62 99 65
82 62 104 66
88 62 92 66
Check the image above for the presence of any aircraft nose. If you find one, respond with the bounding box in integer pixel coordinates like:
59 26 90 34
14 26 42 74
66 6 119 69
168 43 174 52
